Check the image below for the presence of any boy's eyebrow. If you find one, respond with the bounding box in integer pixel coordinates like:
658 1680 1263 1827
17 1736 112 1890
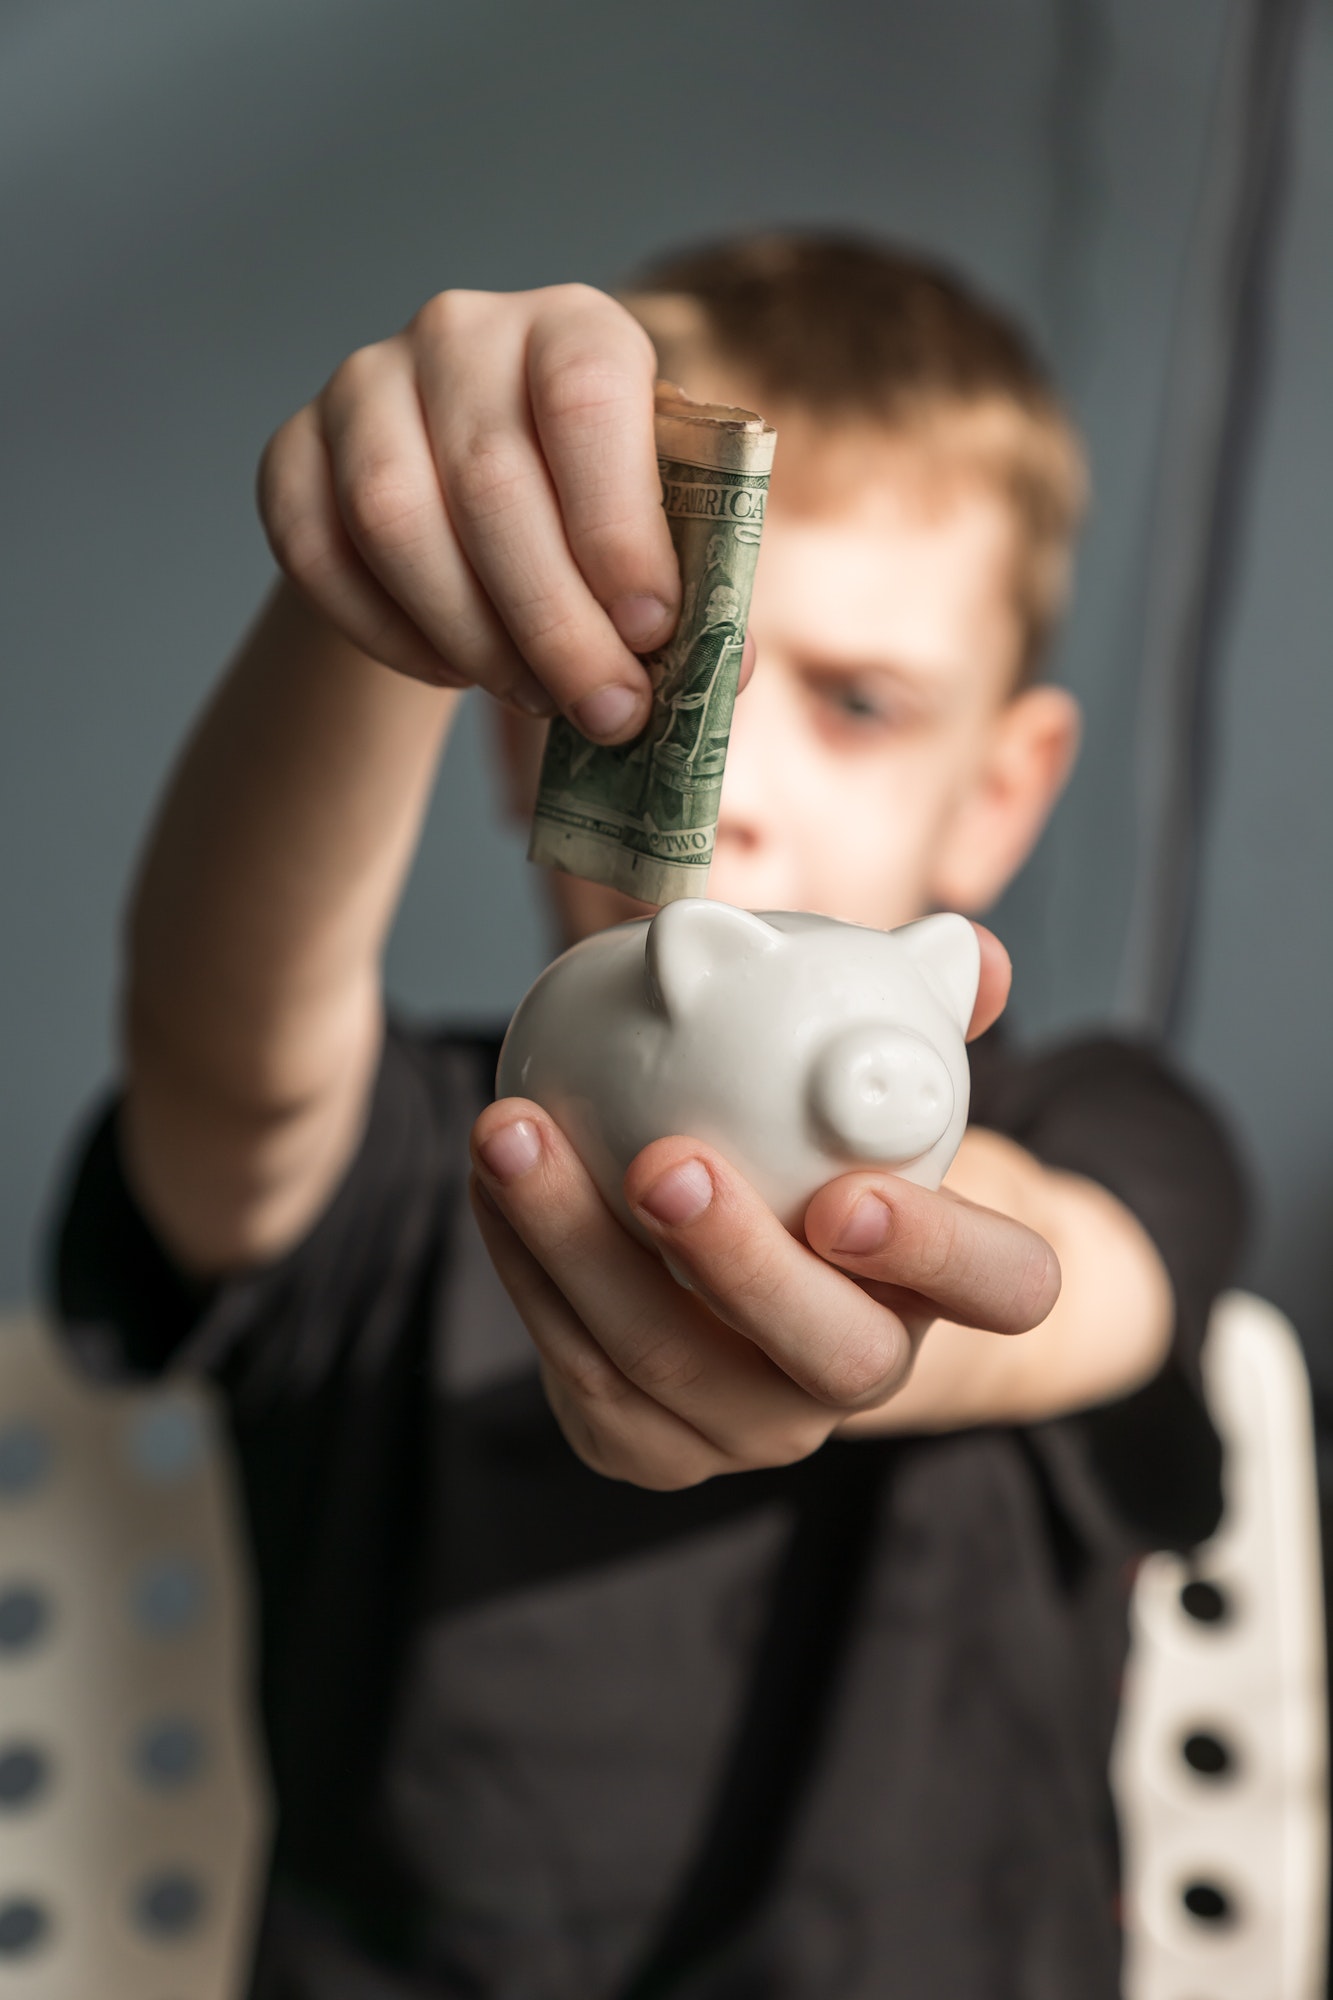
793 650 968 700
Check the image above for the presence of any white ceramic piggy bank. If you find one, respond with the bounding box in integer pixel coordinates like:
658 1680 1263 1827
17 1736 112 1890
497 901 979 1234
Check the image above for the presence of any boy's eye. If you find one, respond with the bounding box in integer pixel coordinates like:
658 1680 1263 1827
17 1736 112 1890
835 686 886 720
815 677 904 729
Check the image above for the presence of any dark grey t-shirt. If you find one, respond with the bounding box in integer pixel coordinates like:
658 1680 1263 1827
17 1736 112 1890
50 1022 1244 1999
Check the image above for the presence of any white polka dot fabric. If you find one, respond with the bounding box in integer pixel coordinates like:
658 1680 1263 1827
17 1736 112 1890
1114 1292 1329 1998
0 1309 270 1997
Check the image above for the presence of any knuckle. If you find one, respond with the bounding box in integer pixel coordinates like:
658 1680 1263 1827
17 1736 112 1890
508 595 585 659
808 1323 902 1407
257 445 297 550
260 473 332 589
561 1404 719 1494
623 1323 708 1399
271 522 335 591
910 1202 960 1291
342 462 433 547
552 1400 619 1481
638 1458 718 1493
538 279 608 319
411 287 485 345
323 343 386 411
560 1339 634 1414
630 1428 727 1491
1008 1237 1060 1330
725 1418 829 1474
732 1242 791 1322
449 427 528 521
535 351 639 431
575 511 655 586
537 1204 604 1274
257 421 305 524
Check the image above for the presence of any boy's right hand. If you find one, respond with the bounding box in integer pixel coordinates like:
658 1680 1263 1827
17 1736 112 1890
258 286 681 742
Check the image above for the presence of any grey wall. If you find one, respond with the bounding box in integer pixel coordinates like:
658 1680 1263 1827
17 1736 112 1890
1175 1 1333 1381
4 2 1330 1375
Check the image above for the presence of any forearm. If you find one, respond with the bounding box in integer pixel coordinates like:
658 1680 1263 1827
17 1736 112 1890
841 1128 1175 1434
124 580 456 1264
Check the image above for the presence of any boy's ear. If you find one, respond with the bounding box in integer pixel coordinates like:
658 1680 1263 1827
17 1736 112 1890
928 685 1081 914
489 701 551 825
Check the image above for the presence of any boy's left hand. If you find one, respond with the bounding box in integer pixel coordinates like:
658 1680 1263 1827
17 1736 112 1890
470 926 1061 1489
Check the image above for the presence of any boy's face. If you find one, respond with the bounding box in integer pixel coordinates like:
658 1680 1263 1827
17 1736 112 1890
497 394 1080 950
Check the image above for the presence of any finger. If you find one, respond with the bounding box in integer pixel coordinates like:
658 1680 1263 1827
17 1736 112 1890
469 1180 721 1489
803 1173 1061 1335
471 1102 838 1457
319 342 553 716
526 290 680 651
968 924 1011 1041
621 1137 915 1411
415 291 652 742
737 630 757 693
259 405 469 689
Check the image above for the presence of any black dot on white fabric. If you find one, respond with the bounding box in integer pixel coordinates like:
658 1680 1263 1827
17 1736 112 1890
1182 1880 1235 1923
0 1896 50 1956
0 1422 53 1498
132 1869 205 1938
0 1742 51 1808
1179 1578 1231 1625
124 1401 204 1484
133 1718 206 1788
1181 1729 1233 1778
0 1583 51 1654
131 1557 206 1636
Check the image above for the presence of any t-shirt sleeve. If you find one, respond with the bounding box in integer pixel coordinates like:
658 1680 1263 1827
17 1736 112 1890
970 1033 1249 1553
46 1021 490 1407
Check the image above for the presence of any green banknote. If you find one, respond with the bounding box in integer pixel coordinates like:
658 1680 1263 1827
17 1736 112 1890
528 383 776 904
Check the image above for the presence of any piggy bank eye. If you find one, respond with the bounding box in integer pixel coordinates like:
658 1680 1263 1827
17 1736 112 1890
809 1025 954 1165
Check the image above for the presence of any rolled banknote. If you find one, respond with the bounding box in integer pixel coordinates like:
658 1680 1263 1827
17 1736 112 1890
528 382 776 904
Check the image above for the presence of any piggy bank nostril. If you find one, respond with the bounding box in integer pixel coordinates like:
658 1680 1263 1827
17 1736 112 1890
811 1026 955 1165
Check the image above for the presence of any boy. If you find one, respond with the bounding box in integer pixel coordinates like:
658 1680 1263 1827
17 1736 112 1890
53 236 1243 1997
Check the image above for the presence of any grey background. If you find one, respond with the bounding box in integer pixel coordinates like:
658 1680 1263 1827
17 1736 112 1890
3 2 1330 1380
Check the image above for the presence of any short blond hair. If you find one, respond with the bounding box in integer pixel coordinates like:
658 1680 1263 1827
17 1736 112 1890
623 232 1087 682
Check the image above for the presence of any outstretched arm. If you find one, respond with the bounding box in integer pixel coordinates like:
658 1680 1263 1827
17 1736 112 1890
122 584 458 1272
121 284 687 1275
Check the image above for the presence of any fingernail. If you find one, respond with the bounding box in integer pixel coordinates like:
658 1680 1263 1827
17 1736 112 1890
608 593 672 651
509 677 556 718
478 1118 541 1183
430 662 471 690
833 1194 890 1256
573 683 645 742
639 1158 713 1227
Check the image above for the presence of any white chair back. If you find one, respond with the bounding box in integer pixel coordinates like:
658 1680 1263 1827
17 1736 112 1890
1115 1290 1329 1997
0 1308 269 1998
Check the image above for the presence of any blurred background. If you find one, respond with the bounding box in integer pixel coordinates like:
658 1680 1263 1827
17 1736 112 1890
1 0 1329 1378
3 1 1332 1991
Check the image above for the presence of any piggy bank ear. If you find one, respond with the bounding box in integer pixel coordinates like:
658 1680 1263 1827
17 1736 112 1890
895 913 980 1034
645 900 782 1021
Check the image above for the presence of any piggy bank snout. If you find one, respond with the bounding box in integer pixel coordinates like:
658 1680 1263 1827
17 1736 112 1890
810 1024 955 1165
